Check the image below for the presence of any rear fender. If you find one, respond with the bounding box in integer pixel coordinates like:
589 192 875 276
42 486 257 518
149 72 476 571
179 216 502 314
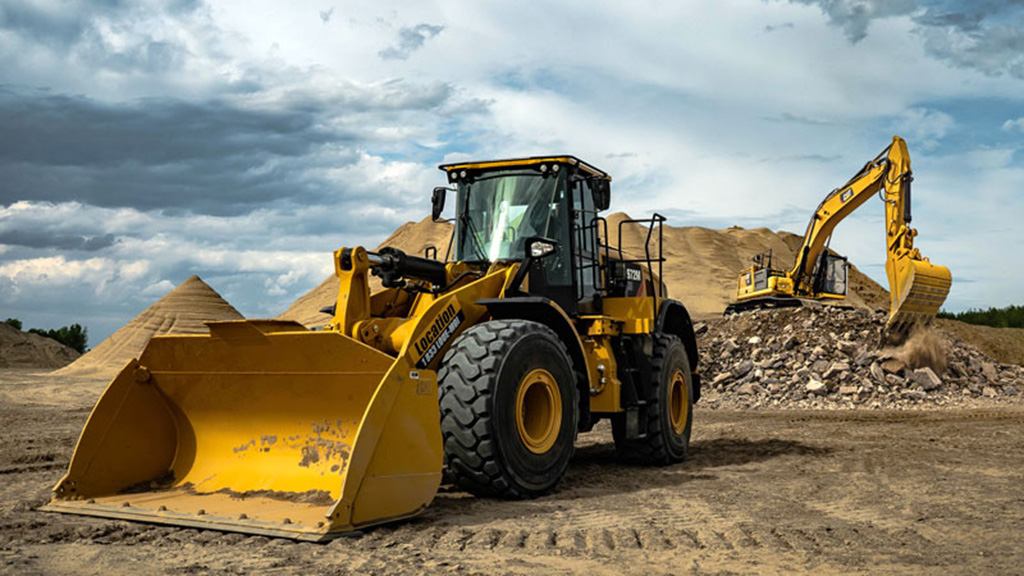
656 299 701 402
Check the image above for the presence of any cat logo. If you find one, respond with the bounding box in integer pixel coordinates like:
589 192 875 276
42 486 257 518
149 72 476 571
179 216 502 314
412 301 465 369
840 188 854 202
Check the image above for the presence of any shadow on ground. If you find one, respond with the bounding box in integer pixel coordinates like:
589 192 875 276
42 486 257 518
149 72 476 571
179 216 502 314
421 436 830 525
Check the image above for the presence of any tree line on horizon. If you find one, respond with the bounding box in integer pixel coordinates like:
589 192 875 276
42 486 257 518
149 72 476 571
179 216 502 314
3 318 89 353
938 305 1024 329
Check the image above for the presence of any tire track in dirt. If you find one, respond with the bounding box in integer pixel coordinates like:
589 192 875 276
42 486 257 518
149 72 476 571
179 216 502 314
4 399 1024 575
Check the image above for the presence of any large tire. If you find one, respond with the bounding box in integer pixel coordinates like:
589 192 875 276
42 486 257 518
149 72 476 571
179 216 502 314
438 319 578 498
612 334 693 465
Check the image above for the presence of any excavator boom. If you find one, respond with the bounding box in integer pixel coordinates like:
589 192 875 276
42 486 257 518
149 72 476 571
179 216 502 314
732 136 951 333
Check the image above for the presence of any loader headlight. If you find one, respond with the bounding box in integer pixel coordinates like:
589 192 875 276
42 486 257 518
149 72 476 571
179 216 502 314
529 239 557 258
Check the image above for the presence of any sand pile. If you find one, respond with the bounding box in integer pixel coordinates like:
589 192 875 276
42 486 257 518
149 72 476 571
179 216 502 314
277 216 453 327
279 213 889 327
604 212 889 317
934 319 1024 367
0 323 80 369
54 276 243 379
698 306 1023 410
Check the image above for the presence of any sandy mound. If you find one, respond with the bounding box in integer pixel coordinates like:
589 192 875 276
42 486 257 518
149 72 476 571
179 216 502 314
54 276 244 379
604 213 888 317
279 213 889 327
0 323 80 369
935 319 1024 367
277 216 453 327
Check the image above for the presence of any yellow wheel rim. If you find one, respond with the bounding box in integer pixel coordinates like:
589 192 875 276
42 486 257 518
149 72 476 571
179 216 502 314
515 368 562 454
669 369 689 435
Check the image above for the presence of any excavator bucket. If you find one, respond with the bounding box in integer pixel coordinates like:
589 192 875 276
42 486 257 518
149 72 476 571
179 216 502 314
886 257 952 334
42 320 443 541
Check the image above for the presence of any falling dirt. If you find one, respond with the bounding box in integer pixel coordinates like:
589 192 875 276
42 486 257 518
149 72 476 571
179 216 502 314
896 326 949 374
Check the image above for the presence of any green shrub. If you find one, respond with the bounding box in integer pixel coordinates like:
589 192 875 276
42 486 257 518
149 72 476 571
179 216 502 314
28 324 89 353
3 318 22 330
938 305 1024 329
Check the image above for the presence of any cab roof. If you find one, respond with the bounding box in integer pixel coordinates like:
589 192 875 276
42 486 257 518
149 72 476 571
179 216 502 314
438 155 611 180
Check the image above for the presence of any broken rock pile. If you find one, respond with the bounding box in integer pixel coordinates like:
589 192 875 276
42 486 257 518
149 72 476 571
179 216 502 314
697 306 1024 410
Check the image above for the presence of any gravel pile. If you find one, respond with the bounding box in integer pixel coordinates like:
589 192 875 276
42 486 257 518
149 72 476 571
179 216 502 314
696 305 1024 410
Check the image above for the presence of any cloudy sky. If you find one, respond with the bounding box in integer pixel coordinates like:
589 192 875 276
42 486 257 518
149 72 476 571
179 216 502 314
1 0 1022 345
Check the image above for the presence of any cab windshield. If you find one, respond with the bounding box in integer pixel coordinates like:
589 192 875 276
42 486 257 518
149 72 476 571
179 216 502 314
454 170 564 262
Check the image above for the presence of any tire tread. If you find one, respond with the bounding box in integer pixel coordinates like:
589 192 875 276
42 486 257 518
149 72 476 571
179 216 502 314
439 319 576 498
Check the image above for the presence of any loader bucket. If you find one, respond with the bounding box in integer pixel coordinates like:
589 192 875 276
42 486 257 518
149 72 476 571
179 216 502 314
43 320 443 541
886 257 952 335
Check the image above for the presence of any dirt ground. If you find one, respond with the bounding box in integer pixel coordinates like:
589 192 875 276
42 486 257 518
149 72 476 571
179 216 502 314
2 369 1023 576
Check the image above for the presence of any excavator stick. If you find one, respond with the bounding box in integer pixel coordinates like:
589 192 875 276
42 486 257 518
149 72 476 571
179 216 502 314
42 319 443 541
885 257 952 337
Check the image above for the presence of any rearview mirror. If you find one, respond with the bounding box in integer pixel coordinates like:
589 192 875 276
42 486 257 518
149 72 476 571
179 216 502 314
591 178 610 211
527 237 558 259
431 186 451 221
506 237 559 295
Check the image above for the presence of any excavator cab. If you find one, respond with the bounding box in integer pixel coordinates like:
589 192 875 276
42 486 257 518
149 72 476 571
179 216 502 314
812 252 849 298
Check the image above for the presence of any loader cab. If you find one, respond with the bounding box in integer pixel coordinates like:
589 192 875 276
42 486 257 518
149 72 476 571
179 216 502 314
438 156 611 315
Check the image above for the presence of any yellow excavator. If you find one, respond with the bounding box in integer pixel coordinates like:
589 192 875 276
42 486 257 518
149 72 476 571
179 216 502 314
727 136 952 337
45 156 701 541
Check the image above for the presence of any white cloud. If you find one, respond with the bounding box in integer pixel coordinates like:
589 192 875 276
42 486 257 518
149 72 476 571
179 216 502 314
141 279 175 298
2 0 1024 341
1003 117 1024 132
966 148 1016 170
0 256 116 291
893 107 955 150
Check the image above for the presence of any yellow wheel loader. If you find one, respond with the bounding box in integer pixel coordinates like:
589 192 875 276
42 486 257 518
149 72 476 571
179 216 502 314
45 156 702 541
726 136 952 338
